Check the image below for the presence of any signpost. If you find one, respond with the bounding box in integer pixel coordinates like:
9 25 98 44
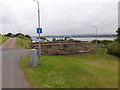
37 28 42 55
36 27 42 55
37 28 42 34
33 0 42 56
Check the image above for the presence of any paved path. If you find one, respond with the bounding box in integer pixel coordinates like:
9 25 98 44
0 38 17 49
1 38 30 88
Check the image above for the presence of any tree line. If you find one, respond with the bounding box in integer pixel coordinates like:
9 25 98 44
4 33 31 39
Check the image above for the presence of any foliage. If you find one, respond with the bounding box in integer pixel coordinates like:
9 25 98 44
74 40 88 42
25 34 31 39
16 33 31 39
36 36 49 41
40 36 49 41
107 42 120 58
15 33 24 37
116 27 120 37
17 35 25 38
64 37 69 41
20 48 118 88
17 35 31 40
4 33 31 39
16 38 31 48
107 28 120 57
91 40 113 45
114 38 120 42
74 40 81 42
0 34 9 44
4 33 14 37
115 27 120 42
69 39 74 41
52 37 56 41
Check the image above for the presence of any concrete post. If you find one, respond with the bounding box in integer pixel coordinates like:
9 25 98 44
30 49 38 66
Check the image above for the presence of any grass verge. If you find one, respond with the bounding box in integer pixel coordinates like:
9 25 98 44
0 34 9 44
16 37 31 48
20 48 118 88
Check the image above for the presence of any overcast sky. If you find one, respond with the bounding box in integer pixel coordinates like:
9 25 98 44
0 0 119 36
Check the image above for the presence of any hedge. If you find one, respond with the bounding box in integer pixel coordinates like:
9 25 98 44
107 42 120 58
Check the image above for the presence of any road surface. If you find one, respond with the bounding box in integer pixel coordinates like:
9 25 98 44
1 38 30 88
1 38 17 49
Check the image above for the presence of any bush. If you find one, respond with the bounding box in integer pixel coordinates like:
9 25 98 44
114 38 120 42
17 35 31 40
24 34 31 39
0 34 9 44
107 42 120 58
91 40 113 45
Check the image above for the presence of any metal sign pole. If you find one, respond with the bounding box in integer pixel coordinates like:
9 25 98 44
38 2 41 55
33 0 41 55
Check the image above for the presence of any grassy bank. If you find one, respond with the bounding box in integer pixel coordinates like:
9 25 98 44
0 34 9 44
20 48 118 88
16 38 31 48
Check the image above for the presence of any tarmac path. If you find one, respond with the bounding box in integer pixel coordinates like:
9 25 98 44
1 38 17 49
1 38 30 88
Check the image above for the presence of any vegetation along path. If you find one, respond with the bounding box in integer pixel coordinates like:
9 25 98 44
21 48 119 88
0 34 9 45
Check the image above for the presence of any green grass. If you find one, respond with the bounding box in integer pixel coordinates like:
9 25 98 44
0 34 9 44
16 37 31 48
20 48 118 88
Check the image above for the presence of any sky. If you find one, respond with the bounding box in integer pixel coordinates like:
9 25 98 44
0 0 119 36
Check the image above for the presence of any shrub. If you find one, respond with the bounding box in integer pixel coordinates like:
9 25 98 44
25 34 31 39
114 38 120 42
107 42 120 58
91 40 113 45
52 37 56 41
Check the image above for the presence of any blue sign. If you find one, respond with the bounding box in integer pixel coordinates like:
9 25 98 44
37 28 42 33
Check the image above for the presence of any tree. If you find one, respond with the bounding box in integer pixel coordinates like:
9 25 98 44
25 34 31 39
17 35 25 38
4 33 13 37
52 37 56 41
116 27 120 42
15 33 24 37
64 37 69 41
116 27 120 37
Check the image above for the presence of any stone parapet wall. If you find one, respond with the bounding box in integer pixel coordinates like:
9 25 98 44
29 41 93 55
